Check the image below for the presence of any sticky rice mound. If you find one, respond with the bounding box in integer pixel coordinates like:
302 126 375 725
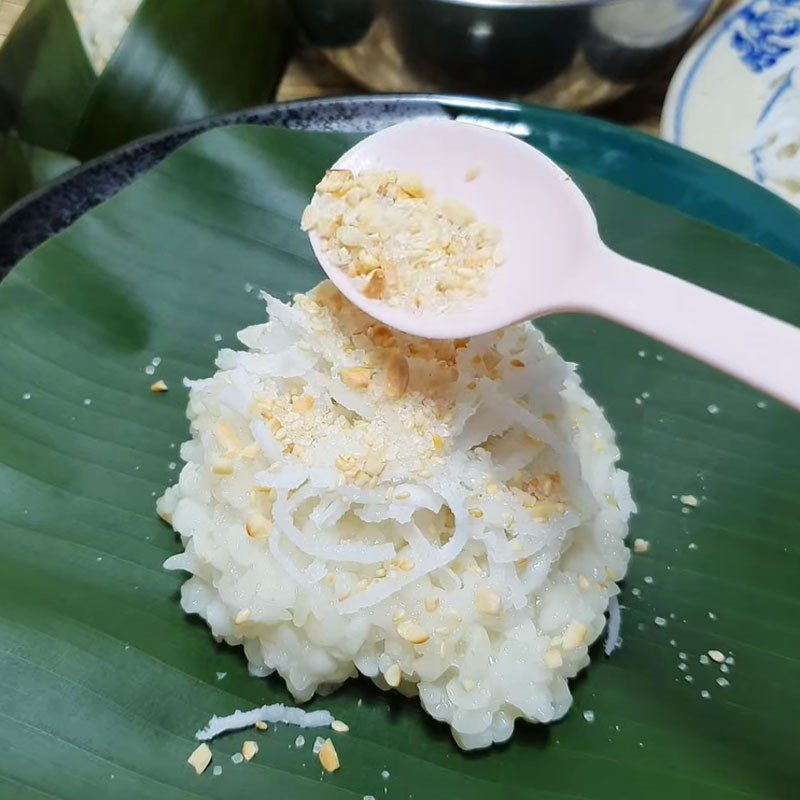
158 281 634 750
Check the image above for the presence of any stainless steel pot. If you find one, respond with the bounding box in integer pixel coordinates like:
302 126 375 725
289 0 718 109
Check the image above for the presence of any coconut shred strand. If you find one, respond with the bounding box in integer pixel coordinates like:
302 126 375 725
196 704 336 742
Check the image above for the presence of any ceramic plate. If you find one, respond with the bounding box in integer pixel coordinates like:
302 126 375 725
662 0 800 206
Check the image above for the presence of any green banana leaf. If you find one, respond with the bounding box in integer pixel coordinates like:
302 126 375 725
0 121 798 800
70 0 293 160
0 0 292 211
0 0 91 209
0 131 80 210
0 0 95 152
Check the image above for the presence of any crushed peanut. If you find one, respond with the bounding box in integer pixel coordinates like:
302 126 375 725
397 620 430 644
385 353 410 399
246 513 271 539
424 595 440 612
212 457 235 476
150 379 168 392
235 608 251 624
215 421 240 452
318 738 340 772
542 648 563 669
242 741 259 761
384 663 401 687
562 620 588 650
292 394 315 413
340 366 371 390
304 169 502 312
187 743 212 775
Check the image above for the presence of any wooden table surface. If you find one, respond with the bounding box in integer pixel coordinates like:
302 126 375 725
0 0 735 138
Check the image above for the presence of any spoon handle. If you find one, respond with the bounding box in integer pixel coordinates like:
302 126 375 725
575 247 800 410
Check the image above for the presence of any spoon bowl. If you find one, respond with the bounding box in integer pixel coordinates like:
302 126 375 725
308 119 597 339
308 119 800 409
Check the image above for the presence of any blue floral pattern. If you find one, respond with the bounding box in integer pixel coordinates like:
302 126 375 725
731 0 800 72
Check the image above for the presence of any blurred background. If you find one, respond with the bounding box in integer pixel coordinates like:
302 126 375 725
3 0 798 215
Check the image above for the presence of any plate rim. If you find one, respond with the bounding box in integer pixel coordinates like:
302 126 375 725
2 92 800 276
661 0 751 147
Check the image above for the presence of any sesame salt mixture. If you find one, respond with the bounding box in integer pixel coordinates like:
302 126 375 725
302 169 503 312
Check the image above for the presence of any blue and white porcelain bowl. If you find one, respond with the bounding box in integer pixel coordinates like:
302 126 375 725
662 0 800 207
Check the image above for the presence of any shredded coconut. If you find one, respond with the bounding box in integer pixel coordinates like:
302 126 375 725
195 703 335 742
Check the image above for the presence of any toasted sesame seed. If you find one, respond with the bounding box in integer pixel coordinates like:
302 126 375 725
462 679 476 691
510 359 525 368
578 575 591 590
633 538 650 554
187 743 212 774
465 166 480 182
680 494 698 507
708 649 725 663
468 508 484 519
331 719 349 733
150 380 168 392
318 738 340 772
255 721 268 731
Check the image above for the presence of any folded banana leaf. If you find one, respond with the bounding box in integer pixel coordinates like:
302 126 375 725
0 0 292 210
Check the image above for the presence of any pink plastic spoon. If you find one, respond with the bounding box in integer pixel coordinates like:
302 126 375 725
307 119 800 410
